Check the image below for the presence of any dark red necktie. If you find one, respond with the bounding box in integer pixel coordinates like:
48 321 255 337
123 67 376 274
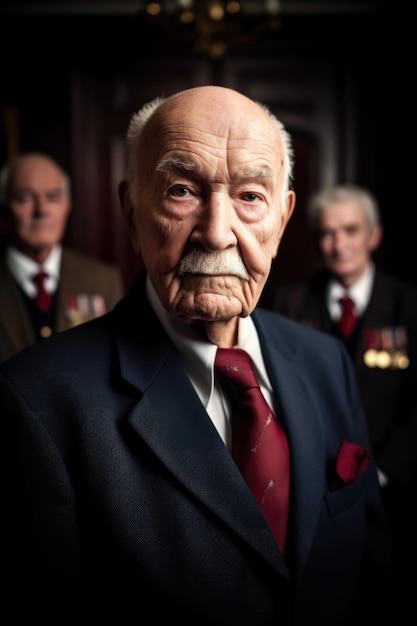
33 271 52 313
215 348 290 554
337 296 358 338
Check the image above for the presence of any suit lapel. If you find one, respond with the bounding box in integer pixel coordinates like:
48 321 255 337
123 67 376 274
114 290 288 577
269 349 324 574
254 312 326 575
0 262 36 355
56 249 74 331
360 271 393 325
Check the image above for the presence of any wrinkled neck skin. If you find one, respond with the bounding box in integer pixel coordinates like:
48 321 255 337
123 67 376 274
190 317 240 349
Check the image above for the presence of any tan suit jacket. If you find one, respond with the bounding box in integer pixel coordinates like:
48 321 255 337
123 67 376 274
0 247 125 363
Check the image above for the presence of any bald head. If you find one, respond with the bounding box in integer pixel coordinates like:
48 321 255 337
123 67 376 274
125 86 293 209
1 153 70 203
149 86 279 137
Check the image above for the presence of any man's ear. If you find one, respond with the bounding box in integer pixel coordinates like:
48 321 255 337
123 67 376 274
370 223 383 252
118 179 141 253
284 190 296 224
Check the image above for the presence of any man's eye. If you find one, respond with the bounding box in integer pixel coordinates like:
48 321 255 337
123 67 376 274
46 191 65 202
346 226 360 235
241 192 260 202
170 187 190 198
12 193 33 204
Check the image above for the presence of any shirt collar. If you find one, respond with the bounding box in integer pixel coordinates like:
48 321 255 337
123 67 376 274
6 244 62 295
327 262 375 316
145 274 270 407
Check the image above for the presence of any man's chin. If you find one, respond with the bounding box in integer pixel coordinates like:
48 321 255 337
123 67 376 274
172 276 246 320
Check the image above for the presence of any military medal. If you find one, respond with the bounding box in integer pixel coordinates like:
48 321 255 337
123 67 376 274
65 294 107 327
363 327 409 370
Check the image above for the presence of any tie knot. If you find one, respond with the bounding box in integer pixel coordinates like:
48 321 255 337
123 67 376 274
215 348 259 393
339 295 355 311
33 270 48 287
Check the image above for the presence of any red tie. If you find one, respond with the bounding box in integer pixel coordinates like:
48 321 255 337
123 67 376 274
337 296 358 338
33 271 52 312
215 348 290 554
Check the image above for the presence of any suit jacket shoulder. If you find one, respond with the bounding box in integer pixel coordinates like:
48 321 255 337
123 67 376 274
56 247 125 330
269 270 329 325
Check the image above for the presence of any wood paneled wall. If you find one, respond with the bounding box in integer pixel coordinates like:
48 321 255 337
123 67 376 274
2 10 404 290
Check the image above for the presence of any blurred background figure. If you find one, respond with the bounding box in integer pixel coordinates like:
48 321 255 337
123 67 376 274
268 183 417 606
0 152 125 363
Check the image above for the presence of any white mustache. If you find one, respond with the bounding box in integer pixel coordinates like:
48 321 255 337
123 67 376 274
26 218 55 229
178 250 249 281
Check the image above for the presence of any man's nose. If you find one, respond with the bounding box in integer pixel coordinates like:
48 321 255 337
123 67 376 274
193 193 237 250
332 232 347 250
33 195 50 214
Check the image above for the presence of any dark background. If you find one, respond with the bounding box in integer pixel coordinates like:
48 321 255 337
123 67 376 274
0 1 409 295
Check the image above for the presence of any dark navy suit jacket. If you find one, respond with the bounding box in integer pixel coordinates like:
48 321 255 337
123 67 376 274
0 270 392 624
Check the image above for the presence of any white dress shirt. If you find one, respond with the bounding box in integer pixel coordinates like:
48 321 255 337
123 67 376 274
146 275 277 450
6 244 62 297
326 262 375 321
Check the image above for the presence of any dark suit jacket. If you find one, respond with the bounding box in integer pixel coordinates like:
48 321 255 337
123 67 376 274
271 269 417 498
0 247 125 363
0 271 392 624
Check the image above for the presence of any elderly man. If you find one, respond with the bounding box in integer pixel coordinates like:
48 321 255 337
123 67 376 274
0 152 124 362
269 183 417 617
0 88 393 624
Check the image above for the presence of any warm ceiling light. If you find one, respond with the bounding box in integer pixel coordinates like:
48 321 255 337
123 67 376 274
266 0 281 14
209 41 227 58
146 2 162 16
226 1 240 14
208 2 224 21
180 9 194 23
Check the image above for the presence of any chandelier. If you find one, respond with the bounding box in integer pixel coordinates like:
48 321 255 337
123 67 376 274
143 0 283 58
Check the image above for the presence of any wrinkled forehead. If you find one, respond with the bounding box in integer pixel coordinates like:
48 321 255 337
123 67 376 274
159 88 275 131
10 158 63 190
139 94 284 172
321 200 366 223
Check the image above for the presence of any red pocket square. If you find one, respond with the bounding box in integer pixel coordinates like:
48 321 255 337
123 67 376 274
335 441 370 486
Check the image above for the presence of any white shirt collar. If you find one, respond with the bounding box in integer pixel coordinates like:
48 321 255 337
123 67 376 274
6 244 62 296
327 263 375 319
145 274 272 408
